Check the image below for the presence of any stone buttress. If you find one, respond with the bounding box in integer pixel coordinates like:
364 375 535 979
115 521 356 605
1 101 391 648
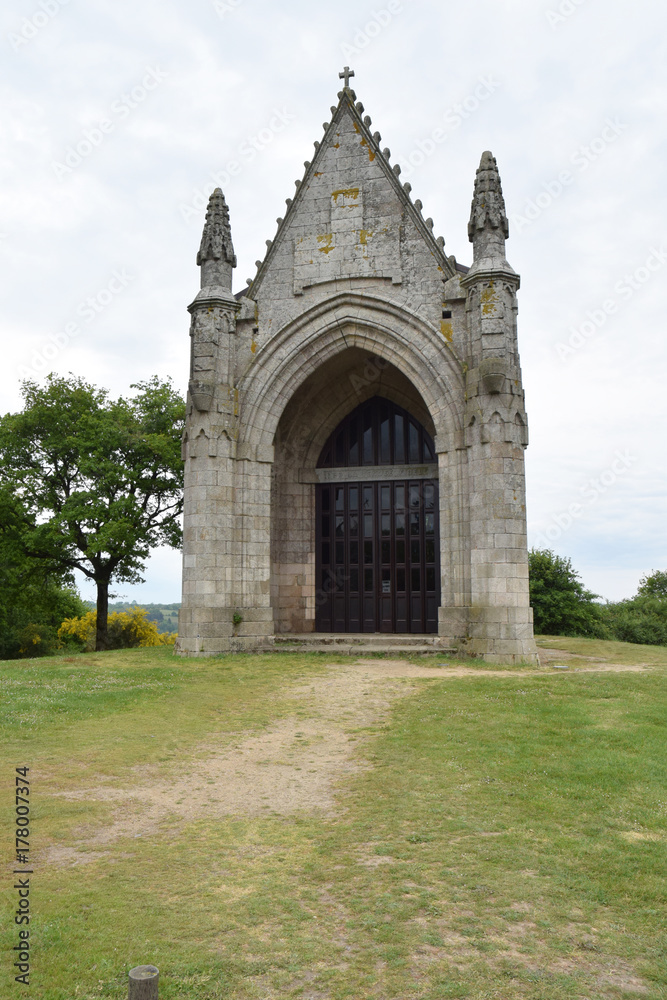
178 190 273 654
450 152 536 661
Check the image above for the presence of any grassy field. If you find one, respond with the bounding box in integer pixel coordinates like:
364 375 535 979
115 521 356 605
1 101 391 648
1 640 666 999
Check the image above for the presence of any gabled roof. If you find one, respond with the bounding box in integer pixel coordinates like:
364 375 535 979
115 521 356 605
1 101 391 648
245 81 456 298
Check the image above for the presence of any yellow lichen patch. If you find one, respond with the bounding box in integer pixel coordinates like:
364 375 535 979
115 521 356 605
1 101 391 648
361 137 375 162
314 171 323 177
333 143 340 149
358 229 373 246
440 321 453 342
332 188 360 202
317 234 335 254
250 339 257 355
481 282 497 315
352 121 376 161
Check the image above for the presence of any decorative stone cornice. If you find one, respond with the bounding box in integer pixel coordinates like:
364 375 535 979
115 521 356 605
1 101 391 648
459 261 519 288
188 288 242 313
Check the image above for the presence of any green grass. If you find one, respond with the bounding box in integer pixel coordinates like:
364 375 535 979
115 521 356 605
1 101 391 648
1 647 339 781
1 643 665 999
535 634 667 667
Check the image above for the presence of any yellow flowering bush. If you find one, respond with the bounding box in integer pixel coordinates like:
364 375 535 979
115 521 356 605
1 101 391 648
58 608 177 651
16 623 59 657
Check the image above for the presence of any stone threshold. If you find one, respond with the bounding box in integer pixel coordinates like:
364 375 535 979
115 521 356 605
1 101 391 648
274 633 455 655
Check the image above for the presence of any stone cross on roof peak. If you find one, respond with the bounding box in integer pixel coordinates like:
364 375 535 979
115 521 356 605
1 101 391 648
339 66 355 89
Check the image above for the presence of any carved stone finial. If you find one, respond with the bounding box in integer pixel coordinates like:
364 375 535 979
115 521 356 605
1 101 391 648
468 151 509 249
197 188 237 268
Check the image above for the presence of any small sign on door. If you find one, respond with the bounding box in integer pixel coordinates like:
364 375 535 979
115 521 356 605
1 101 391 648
382 580 391 594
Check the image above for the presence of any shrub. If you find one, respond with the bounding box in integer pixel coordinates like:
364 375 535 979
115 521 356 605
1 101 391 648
602 588 667 647
58 608 177 652
15 623 60 658
0 581 88 660
529 548 610 638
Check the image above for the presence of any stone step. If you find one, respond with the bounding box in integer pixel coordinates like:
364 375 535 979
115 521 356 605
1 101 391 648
275 642 452 656
276 633 445 645
274 634 456 655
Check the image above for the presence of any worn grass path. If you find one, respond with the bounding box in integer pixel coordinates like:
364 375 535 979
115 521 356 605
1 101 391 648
1 639 666 1000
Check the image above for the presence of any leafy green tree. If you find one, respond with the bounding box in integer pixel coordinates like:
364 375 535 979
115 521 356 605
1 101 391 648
0 375 185 652
637 569 667 600
528 548 609 637
0 487 88 657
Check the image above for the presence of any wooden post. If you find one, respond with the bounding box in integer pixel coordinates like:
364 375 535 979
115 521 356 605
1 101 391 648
128 965 159 1000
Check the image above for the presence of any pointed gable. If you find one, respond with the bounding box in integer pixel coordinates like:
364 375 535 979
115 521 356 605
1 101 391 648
250 88 455 306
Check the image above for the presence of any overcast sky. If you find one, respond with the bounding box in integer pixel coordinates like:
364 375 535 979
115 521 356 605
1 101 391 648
2 0 665 605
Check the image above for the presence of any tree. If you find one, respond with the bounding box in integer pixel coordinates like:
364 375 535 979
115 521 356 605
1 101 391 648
528 548 608 637
637 569 667 600
603 569 667 647
0 486 88 657
0 375 185 651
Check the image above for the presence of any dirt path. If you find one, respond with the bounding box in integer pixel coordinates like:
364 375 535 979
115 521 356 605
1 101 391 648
535 646 652 671
46 655 652 865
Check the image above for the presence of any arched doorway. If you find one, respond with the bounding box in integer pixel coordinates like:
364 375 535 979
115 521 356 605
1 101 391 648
315 396 440 633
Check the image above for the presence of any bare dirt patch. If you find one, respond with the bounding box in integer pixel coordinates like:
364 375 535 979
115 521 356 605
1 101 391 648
45 847 113 867
357 855 395 868
44 656 653 866
46 661 418 862
618 830 663 843
536 647 651 672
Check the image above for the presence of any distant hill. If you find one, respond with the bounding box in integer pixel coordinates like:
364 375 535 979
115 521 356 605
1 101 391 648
84 601 180 633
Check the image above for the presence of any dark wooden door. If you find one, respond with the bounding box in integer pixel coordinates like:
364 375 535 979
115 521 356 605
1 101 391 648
315 478 440 633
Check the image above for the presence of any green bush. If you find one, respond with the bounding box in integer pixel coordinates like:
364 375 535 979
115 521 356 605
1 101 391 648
0 583 88 660
14 623 60 658
602 588 667 647
529 548 610 638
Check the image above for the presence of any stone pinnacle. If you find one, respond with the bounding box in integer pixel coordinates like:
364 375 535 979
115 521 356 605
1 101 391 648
467 150 510 245
197 188 237 268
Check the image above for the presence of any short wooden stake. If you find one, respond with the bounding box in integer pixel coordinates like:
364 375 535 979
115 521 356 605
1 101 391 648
128 965 159 1000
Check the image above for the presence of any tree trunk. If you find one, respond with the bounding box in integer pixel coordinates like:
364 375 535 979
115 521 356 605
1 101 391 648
96 578 110 651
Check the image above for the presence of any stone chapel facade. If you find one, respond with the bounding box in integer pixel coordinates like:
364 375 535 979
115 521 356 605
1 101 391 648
176 73 538 664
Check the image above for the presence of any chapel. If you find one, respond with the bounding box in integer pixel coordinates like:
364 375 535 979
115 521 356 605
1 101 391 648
176 70 538 664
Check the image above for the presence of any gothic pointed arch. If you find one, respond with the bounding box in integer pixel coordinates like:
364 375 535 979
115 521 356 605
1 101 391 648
317 396 435 469
236 292 465 461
